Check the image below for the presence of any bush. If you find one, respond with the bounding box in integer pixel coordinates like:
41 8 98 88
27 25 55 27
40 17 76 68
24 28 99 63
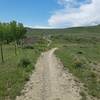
80 91 87 100
18 58 31 68
23 45 34 49
74 58 83 68
77 51 83 54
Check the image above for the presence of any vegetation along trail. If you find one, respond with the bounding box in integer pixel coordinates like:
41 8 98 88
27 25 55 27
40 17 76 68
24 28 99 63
16 48 81 100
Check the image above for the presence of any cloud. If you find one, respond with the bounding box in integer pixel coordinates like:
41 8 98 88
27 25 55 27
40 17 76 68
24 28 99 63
58 0 91 7
58 0 86 8
48 0 100 28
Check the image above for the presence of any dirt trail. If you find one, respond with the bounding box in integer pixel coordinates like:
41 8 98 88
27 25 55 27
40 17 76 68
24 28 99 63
16 48 81 100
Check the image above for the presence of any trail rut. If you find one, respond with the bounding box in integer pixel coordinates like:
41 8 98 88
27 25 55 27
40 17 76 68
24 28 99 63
16 48 81 100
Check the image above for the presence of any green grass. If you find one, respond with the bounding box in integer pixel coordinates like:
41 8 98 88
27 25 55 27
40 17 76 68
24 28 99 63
55 43 100 99
0 45 37 100
0 41 47 100
47 25 100 99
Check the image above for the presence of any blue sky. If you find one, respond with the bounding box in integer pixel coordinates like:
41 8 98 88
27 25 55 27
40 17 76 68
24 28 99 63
0 0 60 27
0 0 100 28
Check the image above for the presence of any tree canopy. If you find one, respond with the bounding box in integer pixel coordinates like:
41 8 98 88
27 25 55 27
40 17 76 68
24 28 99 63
0 21 27 62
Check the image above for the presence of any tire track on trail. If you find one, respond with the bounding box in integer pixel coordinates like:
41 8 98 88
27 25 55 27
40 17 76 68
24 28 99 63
16 48 81 100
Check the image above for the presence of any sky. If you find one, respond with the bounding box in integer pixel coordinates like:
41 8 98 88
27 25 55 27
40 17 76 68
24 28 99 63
0 0 100 28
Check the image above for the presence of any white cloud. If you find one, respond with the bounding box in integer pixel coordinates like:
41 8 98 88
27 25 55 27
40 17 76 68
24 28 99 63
58 0 81 8
48 0 100 27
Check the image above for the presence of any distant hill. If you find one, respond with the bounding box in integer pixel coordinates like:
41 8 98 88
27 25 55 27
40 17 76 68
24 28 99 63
26 25 100 36
26 25 100 44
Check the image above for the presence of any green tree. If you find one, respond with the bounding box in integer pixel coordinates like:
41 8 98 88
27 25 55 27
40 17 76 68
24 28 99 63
0 21 27 62
10 21 27 55
5 23 13 44
10 21 18 55
16 23 26 46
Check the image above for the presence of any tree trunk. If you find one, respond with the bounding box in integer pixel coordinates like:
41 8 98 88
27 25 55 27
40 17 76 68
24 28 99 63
0 43 4 63
15 41 17 56
21 39 24 48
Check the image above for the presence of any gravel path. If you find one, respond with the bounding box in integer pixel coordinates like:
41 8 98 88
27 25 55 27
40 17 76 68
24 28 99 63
16 48 81 100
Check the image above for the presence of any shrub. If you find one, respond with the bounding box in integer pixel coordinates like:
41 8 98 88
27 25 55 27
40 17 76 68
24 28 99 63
23 45 34 49
77 51 83 54
90 72 96 79
74 58 83 68
80 91 87 100
18 58 31 68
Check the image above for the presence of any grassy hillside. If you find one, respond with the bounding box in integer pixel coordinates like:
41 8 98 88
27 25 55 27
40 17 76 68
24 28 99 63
46 25 100 99
0 25 100 100
27 25 100 45
26 25 100 35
